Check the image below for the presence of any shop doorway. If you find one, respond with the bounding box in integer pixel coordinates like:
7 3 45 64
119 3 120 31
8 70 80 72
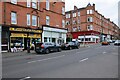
24 38 30 50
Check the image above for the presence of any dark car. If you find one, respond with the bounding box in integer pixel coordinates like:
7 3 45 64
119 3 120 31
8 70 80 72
61 41 80 50
35 42 62 54
114 40 120 46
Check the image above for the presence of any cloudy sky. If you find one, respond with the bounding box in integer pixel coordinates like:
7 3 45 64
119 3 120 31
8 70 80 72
65 0 119 25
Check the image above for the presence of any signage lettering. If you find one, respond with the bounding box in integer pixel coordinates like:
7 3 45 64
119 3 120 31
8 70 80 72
10 28 42 33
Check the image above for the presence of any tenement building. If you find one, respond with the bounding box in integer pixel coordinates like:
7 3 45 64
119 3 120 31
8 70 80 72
0 0 66 52
65 3 119 43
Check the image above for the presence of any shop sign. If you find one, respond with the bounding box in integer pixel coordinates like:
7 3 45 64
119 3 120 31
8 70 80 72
11 33 41 38
11 33 27 37
10 28 42 33
28 34 41 38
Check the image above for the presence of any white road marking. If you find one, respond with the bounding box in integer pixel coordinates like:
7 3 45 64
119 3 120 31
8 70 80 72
79 58 88 62
112 53 118 55
19 76 31 80
103 52 107 54
28 55 65 63
76 46 103 54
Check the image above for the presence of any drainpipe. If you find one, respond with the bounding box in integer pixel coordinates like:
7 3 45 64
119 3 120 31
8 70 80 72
4 1 6 25
0 26 1 53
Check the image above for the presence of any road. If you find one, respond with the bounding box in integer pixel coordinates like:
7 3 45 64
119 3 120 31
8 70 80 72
2 44 118 78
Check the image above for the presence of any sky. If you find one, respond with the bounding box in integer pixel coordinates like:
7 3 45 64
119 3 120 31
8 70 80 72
65 0 119 26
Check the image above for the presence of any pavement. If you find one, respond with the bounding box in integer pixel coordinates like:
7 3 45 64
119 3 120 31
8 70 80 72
2 44 90 58
2 50 36 58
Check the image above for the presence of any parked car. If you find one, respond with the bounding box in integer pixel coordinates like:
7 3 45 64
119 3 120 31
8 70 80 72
61 41 80 50
35 42 62 54
101 41 110 45
112 40 116 43
108 40 113 43
114 40 120 46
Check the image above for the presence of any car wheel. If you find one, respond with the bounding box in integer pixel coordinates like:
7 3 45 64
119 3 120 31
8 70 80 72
58 48 61 52
45 49 50 54
69 47 72 50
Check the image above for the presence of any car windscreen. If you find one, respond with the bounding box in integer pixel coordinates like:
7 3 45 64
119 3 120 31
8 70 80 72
36 43 43 46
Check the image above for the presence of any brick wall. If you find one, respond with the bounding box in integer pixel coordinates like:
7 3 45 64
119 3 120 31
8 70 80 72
65 3 119 38
2 1 65 29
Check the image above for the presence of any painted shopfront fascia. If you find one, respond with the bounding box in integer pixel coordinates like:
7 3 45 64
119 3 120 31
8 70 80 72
42 26 67 44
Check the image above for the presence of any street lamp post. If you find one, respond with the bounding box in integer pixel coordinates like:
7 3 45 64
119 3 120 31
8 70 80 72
0 26 2 53
27 33 30 53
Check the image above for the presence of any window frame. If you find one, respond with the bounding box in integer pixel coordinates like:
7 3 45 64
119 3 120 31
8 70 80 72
32 0 37 9
62 20 65 28
46 0 50 10
27 0 31 7
11 12 17 24
46 16 50 25
62 7 65 15
11 0 17 4
27 14 31 26
32 15 37 26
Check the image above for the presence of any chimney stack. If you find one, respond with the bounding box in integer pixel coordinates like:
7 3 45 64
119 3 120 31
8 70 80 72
74 5 78 10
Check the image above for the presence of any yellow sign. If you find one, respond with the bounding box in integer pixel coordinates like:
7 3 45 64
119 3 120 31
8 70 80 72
11 33 41 38
11 33 27 37
10 28 42 33
28 34 41 38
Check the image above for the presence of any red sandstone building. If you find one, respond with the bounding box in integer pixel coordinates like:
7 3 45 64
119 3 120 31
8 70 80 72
65 3 119 43
0 0 66 52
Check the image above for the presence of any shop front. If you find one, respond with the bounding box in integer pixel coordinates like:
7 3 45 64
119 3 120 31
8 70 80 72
78 35 100 43
9 27 42 51
42 26 67 44
1 26 9 52
71 30 100 43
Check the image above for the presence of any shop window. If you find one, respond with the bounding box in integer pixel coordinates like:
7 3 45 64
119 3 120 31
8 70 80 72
52 38 56 43
81 38 84 41
44 37 47 42
11 12 17 24
49 38 51 42
93 38 95 41
85 38 88 41
88 38 91 41
10 37 23 48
